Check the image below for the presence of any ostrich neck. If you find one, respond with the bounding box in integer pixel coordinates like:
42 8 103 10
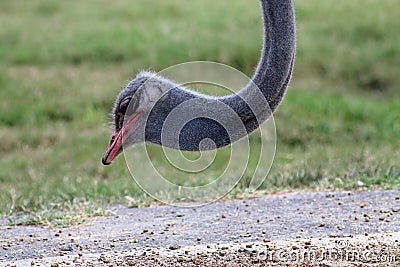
146 0 296 151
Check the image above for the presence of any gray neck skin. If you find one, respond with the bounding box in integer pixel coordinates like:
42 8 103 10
144 0 296 151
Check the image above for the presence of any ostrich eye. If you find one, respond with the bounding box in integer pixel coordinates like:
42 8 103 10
119 97 131 114
114 97 131 131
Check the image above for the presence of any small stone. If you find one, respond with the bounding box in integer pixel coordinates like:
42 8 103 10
99 254 110 263
60 245 73 252
336 225 345 230
125 258 136 266
219 251 227 256
169 245 181 250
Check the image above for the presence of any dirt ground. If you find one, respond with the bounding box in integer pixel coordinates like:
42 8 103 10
1 190 399 266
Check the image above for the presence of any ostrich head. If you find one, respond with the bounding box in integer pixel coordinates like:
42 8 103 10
102 0 296 166
102 72 170 165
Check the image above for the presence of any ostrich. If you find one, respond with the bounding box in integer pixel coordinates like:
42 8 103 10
102 0 296 165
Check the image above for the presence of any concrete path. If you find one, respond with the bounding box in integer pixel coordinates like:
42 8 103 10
1 190 399 266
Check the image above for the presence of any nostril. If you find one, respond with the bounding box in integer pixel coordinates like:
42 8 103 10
108 133 117 146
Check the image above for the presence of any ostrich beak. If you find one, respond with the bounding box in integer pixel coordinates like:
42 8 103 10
102 113 140 165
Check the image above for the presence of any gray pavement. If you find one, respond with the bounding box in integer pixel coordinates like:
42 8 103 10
1 190 399 266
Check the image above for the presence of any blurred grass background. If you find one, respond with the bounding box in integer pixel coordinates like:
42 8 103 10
0 0 399 223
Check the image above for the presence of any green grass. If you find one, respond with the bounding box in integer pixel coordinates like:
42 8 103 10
0 0 399 225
